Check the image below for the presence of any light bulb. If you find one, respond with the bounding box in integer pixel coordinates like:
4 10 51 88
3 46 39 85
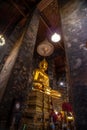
60 82 64 86
0 35 5 46
51 33 61 43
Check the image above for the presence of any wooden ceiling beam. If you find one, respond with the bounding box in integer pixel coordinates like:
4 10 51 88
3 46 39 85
22 0 31 12
10 0 27 17
37 0 53 11
39 12 52 33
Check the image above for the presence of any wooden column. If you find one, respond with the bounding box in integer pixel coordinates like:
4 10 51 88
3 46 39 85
0 30 26 102
0 9 39 127
59 0 87 129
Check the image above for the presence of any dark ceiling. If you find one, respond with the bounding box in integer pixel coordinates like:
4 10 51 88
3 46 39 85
0 0 66 81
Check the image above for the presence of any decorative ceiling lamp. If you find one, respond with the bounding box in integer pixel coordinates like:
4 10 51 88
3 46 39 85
51 32 61 43
37 39 54 57
0 34 5 46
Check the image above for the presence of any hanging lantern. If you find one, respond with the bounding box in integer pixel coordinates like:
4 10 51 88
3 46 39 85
0 34 5 46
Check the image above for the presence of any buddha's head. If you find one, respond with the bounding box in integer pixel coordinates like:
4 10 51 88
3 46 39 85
39 58 48 71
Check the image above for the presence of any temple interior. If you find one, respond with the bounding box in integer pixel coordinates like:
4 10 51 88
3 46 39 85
0 0 87 130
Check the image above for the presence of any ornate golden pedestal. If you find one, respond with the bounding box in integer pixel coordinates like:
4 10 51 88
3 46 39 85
20 90 52 130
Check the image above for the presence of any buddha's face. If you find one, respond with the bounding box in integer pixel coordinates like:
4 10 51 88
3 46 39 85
39 63 48 71
41 64 47 71
39 59 48 71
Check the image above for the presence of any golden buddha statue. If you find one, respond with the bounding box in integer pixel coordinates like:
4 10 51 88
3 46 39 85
32 58 61 97
32 58 51 94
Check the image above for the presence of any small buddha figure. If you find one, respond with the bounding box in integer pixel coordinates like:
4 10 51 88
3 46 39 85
32 58 51 93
